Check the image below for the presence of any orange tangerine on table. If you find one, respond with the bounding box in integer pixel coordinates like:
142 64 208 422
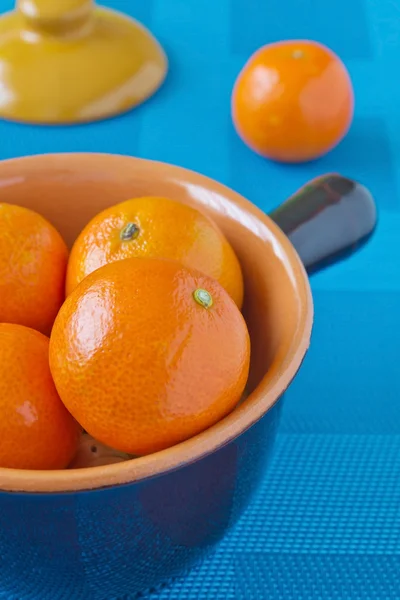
0 324 80 470
0 203 68 335
66 195 244 308
232 39 354 163
50 257 250 456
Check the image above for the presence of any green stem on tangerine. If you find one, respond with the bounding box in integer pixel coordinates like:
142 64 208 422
120 222 140 241
193 288 213 309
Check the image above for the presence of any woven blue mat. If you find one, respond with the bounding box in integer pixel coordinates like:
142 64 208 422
1 0 399 598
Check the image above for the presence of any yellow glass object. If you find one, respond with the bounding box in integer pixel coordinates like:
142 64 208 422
0 0 168 124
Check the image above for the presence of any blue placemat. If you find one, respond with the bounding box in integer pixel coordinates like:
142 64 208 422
1 0 399 598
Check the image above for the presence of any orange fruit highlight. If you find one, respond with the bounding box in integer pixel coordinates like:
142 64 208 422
66 196 244 308
0 324 80 470
232 39 354 163
50 257 250 456
0 203 68 335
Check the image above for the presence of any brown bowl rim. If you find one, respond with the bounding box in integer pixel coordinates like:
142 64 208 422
0 153 313 494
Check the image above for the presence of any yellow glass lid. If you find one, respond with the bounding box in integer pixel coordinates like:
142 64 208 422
0 0 168 124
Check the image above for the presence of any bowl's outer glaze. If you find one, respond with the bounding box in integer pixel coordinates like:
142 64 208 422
0 154 312 599
0 402 281 599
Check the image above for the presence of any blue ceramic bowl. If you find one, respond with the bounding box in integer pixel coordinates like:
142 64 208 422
0 154 375 599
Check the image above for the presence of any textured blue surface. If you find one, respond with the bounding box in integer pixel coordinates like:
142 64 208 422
0 0 399 598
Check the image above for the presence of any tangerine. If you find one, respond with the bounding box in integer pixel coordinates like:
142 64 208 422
0 323 80 470
0 203 68 335
69 434 132 469
65 196 244 308
50 257 250 456
232 39 354 162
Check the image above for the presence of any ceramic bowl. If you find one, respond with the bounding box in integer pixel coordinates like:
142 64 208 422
0 154 376 600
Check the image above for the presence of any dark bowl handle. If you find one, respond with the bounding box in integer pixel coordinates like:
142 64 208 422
268 174 377 273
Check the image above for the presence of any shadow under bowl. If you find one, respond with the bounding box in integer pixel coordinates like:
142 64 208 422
0 154 313 600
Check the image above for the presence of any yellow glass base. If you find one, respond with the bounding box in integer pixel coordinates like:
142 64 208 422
0 1 168 124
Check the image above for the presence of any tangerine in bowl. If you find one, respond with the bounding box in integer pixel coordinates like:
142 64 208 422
0 154 375 599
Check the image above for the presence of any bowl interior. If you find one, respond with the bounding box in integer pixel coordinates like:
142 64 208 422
0 153 312 493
